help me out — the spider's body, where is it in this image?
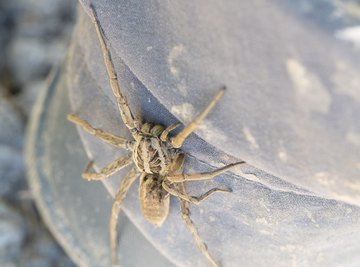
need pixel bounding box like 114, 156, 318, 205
68, 5, 244, 267
132, 123, 181, 176
139, 173, 170, 225
134, 123, 184, 225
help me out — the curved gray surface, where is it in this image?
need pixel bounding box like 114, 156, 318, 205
31, 1, 360, 267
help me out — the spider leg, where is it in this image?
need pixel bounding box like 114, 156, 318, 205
110, 167, 138, 267
177, 183, 220, 267
162, 180, 230, 204
67, 114, 133, 150
160, 122, 181, 142
89, 5, 139, 136
82, 154, 133, 180
167, 161, 245, 183
171, 87, 225, 148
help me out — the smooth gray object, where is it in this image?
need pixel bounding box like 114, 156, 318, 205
28, 1, 360, 267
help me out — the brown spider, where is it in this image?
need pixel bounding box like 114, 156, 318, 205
68, 5, 244, 267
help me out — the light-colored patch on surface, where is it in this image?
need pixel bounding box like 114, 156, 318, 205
255, 217, 270, 226
344, 180, 360, 191
286, 58, 331, 114
171, 102, 194, 121
332, 61, 360, 103
335, 25, 360, 48
280, 243, 305, 264
177, 81, 188, 97
168, 44, 185, 78
259, 230, 274, 236
313, 172, 335, 186
346, 131, 360, 146
242, 126, 259, 149
168, 44, 188, 96
306, 210, 319, 227
278, 146, 288, 162
130, 81, 135, 89
146, 46, 153, 51
198, 120, 227, 142
208, 215, 216, 222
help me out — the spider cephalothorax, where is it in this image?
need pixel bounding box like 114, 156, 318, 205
132, 122, 183, 176
68, 4, 244, 267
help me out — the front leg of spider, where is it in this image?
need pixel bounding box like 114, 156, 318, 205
67, 4, 245, 267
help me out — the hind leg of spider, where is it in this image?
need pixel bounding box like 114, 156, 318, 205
167, 161, 245, 183
177, 183, 220, 267
82, 154, 133, 181
162, 180, 230, 204
110, 167, 138, 267
88, 5, 139, 135
67, 114, 133, 150
171, 87, 225, 148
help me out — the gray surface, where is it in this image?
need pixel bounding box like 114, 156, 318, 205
36, 1, 360, 267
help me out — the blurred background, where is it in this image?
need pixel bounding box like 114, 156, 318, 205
0, 0, 77, 266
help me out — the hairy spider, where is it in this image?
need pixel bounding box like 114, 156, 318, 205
68, 5, 244, 267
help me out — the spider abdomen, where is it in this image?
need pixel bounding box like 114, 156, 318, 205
139, 173, 170, 225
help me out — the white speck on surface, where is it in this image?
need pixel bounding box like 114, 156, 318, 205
335, 25, 360, 48
171, 102, 194, 121
243, 126, 259, 149
208, 215, 216, 222
286, 58, 331, 114
255, 217, 270, 225
168, 44, 185, 77
346, 131, 360, 146
146, 46, 153, 51
332, 61, 360, 103
278, 146, 288, 162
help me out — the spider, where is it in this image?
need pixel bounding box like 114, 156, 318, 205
68, 4, 244, 267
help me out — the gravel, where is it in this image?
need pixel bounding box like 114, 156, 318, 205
0, 0, 77, 265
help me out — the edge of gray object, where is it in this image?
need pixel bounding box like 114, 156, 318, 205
25, 67, 175, 267
77, 0, 360, 206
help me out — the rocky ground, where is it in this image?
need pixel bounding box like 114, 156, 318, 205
0, 0, 78, 266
